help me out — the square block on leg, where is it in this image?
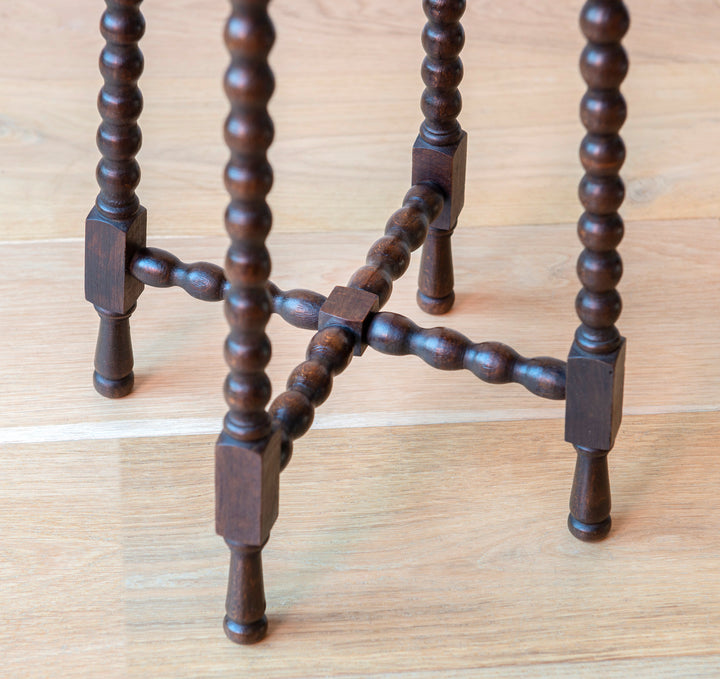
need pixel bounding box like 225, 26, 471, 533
565, 338, 626, 451
85, 205, 146, 314
318, 286, 380, 356
412, 132, 467, 231
215, 429, 281, 547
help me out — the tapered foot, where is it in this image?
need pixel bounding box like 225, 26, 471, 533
567, 445, 612, 542
568, 513, 612, 541
223, 541, 269, 645
93, 306, 136, 398
417, 226, 455, 315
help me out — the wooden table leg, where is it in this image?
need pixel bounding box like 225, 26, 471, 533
215, 0, 280, 644
565, 0, 629, 541
85, 0, 147, 398
413, 0, 467, 315
83, 0, 635, 643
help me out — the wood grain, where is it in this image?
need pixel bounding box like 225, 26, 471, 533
2, 1, 720, 241
2, 0, 720, 675
2, 415, 720, 677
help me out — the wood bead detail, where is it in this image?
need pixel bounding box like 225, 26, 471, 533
367, 313, 566, 400
419, 0, 466, 146
130, 247, 229, 301
85, 0, 147, 399
347, 183, 444, 308
95, 0, 145, 220
270, 326, 355, 469
575, 0, 629, 355
267, 283, 326, 330
128, 248, 326, 329
221, 0, 276, 444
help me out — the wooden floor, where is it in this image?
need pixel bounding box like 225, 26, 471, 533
2, 1, 720, 677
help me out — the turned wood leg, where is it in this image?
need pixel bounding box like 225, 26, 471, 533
92, 305, 136, 398
217, 0, 279, 644
223, 542, 268, 644
217, 428, 280, 643
565, 0, 629, 541
413, 0, 467, 315
417, 225, 455, 314
85, 0, 147, 398
568, 446, 612, 540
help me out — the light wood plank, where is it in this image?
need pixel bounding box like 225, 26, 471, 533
3, 414, 719, 677
2, 1, 720, 241
0, 439, 126, 678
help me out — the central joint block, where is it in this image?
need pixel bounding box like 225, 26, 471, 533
412, 131, 467, 231
215, 428, 281, 547
318, 286, 380, 356
565, 338, 626, 451
85, 205, 147, 314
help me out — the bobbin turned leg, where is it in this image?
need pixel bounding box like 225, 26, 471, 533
85, 0, 147, 398
217, 0, 278, 643
413, 0, 467, 315
565, 0, 629, 541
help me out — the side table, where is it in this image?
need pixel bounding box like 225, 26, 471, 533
84, 0, 629, 644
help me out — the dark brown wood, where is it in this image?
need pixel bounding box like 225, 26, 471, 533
565, 341, 625, 450
270, 326, 355, 469
413, 133, 467, 234
416, 226, 455, 314
219, 0, 275, 445
367, 313, 566, 400
565, 0, 629, 542
85, 0, 147, 398
92, 306, 136, 398
130, 246, 229, 301
413, 0, 467, 315
347, 183, 444, 308
83, 0, 634, 643
223, 541, 269, 645
385, 183, 445, 251
568, 447, 612, 541
216, 429, 280, 546
86, 209, 146, 314
268, 283, 326, 330
215, 0, 277, 645
318, 286, 380, 356
128, 249, 326, 327
417, 0, 465, 147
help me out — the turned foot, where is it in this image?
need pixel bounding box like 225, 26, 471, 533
93, 306, 136, 398
224, 615, 268, 645
224, 541, 269, 645
568, 514, 612, 542
417, 290, 455, 315
567, 445, 612, 542
417, 226, 456, 315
